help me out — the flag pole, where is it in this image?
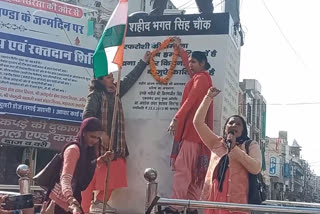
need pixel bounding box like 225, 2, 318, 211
102, 66, 122, 214
100, 1, 128, 211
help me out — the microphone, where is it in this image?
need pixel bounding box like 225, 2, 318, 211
226, 130, 235, 151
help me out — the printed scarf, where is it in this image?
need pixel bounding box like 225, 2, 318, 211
101, 92, 128, 159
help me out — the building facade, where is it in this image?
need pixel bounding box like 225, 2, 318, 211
239, 79, 267, 142
213, 36, 241, 135
263, 134, 319, 202
264, 134, 287, 200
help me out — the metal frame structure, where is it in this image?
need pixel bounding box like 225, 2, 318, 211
144, 168, 320, 214
2, 166, 320, 213
156, 198, 320, 214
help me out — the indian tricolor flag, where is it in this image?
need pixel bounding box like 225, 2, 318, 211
93, 0, 128, 78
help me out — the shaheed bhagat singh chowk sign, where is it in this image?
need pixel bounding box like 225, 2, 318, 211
109, 13, 242, 214
121, 13, 240, 120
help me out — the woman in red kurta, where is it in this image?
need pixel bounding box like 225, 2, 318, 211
165, 38, 215, 214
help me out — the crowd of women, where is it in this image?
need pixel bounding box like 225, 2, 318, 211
32, 37, 262, 214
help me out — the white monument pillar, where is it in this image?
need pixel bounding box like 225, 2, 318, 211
108, 12, 241, 214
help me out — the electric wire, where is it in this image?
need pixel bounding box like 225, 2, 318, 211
261, 0, 309, 71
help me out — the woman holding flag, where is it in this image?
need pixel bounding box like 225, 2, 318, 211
81, 50, 151, 213
80, 0, 148, 213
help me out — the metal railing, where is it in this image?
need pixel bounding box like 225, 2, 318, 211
0, 164, 35, 213
144, 168, 320, 214
3, 166, 320, 213
157, 198, 320, 213
0, 185, 42, 191
264, 200, 320, 208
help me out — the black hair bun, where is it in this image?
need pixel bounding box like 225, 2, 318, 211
205, 62, 211, 70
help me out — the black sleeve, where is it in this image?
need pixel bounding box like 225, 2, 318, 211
120, 60, 147, 98
82, 91, 101, 120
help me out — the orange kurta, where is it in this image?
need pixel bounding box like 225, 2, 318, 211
205, 169, 246, 214
81, 158, 127, 213
205, 169, 230, 214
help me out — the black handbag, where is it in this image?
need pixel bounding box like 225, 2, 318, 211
245, 140, 267, 204
33, 153, 62, 191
